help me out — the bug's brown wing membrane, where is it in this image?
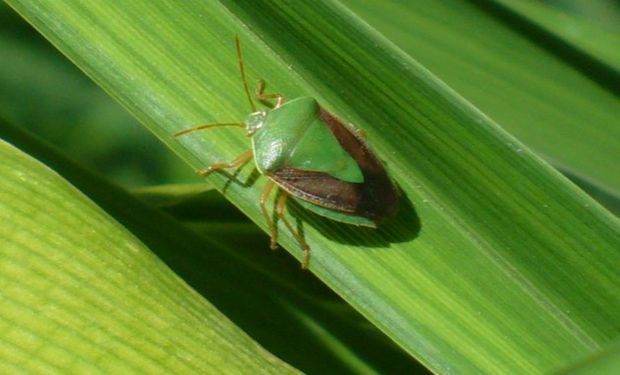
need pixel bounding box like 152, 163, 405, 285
270, 107, 400, 222
319, 108, 400, 219
270, 168, 361, 213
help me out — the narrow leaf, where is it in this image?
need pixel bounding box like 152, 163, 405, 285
0, 138, 297, 374
5, 1, 620, 373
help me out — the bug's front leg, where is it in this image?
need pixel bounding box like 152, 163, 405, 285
197, 150, 253, 177
255, 79, 285, 108
275, 192, 310, 269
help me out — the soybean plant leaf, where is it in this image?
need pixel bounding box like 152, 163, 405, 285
5, 1, 620, 374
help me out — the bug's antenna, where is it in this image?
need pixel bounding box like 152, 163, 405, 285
174, 123, 244, 137
235, 35, 256, 112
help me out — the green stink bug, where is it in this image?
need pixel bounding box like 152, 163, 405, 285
175, 36, 399, 268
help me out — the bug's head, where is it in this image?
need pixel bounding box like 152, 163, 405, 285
245, 111, 267, 136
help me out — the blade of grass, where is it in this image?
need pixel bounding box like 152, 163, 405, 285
0, 137, 297, 374
343, 0, 620, 197
5, 0, 620, 373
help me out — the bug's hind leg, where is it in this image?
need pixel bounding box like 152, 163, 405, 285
275, 191, 310, 269
255, 79, 285, 108
197, 149, 253, 177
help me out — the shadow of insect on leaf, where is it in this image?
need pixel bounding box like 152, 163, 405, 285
286, 188, 421, 248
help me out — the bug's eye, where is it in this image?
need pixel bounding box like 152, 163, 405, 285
245, 111, 267, 135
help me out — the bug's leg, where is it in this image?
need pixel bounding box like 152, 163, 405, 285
255, 79, 285, 108
275, 191, 310, 269
197, 149, 253, 177
260, 180, 278, 250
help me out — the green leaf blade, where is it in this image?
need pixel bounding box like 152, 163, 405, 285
0, 138, 298, 374
5, 0, 620, 373
342, 0, 620, 195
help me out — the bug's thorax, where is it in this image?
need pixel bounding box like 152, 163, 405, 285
245, 111, 267, 136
